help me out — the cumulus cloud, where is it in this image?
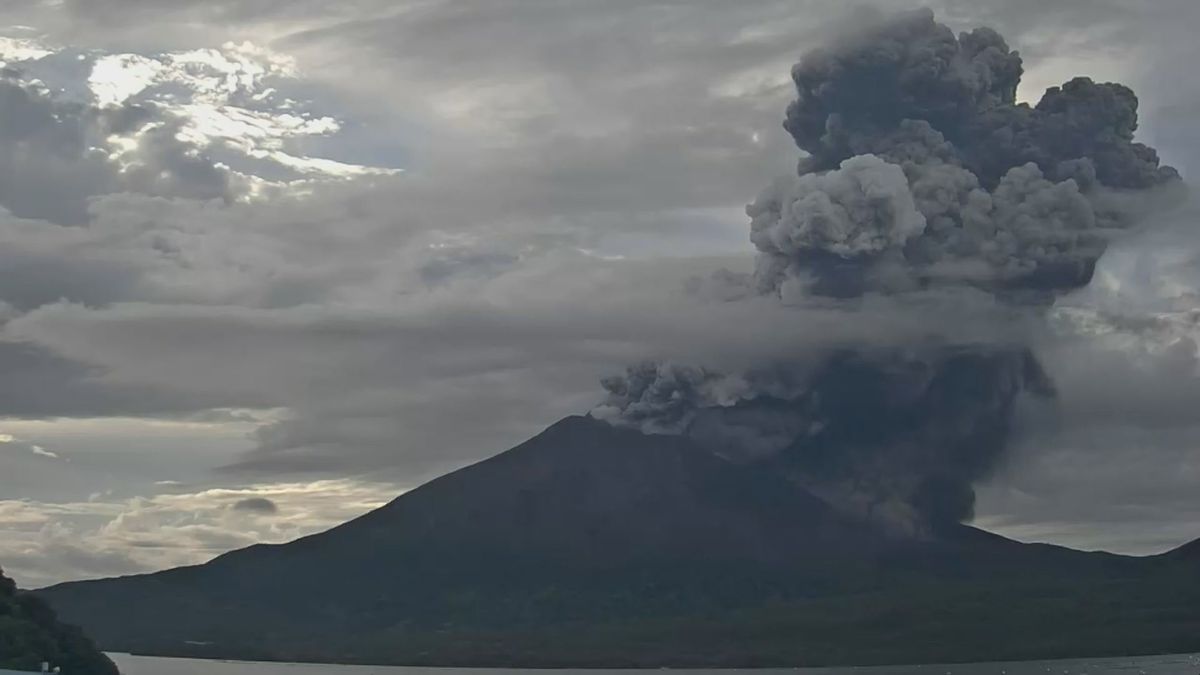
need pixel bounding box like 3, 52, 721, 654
0, 74, 238, 226
0, 36, 400, 231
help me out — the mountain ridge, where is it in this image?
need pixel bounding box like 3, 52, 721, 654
36, 415, 1200, 668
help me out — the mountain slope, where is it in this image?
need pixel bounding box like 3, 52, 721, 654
0, 569, 117, 675
1165, 537, 1200, 561
38, 416, 1200, 667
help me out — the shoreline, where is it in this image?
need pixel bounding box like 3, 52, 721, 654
106, 649, 1200, 672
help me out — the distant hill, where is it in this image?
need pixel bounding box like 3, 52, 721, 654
0, 568, 116, 675
38, 416, 1200, 668
1165, 538, 1200, 561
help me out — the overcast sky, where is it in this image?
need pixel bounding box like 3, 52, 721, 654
0, 0, 1198, 588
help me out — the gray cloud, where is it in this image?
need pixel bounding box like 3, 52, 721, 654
231, 497, 278, 514
1, 255, 1034, 478
978, 422, 1200, 555
0, 76, 234, 226
0, 0, 1196, 582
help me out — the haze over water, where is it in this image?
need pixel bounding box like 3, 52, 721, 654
111, 652, 1200, 675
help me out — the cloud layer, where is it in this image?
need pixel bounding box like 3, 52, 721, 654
0, 479, 393, 588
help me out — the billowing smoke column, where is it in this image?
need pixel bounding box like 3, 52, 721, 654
752, 7, 1179, 301
596, 8, 1182, 534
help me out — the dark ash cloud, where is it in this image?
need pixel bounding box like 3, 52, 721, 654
598, 8, 1184, 535
756, 7, 1181, 301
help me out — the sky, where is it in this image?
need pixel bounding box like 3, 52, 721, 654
0, 0, 1199, 588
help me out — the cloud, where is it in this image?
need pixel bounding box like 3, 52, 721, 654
0, 257, 1040, 437
28, 446, 59, 460
977, 422, 1200, 555
0, 0, 1194, 579
231, 497, 278, 514
0, 74, 235, 226
0, 479, 394, 588
0, 432, 64, 463
0, 37, 399, 230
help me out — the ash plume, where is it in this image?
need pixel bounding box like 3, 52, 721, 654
595, 8, 1183, 535
757, 7, 1180, 301
785, 8, 1176, 190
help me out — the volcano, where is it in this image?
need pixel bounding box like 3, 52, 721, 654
36, 416, 1200, 668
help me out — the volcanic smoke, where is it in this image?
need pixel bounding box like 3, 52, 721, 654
595, 8, 1183, 534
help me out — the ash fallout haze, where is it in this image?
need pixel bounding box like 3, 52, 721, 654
0, 0, 1196, 623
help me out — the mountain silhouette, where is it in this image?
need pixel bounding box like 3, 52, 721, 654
37, 416, 1200, 667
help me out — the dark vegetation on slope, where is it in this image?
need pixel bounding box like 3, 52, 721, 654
0, 569, 117, 674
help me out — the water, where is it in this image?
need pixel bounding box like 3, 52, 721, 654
109, 652, 1200, 675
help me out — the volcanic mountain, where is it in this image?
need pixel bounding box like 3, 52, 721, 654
16, 6, 1200, 669
37, 416, 1200, 668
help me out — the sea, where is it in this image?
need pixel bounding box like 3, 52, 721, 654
108, 652, 1200, 675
